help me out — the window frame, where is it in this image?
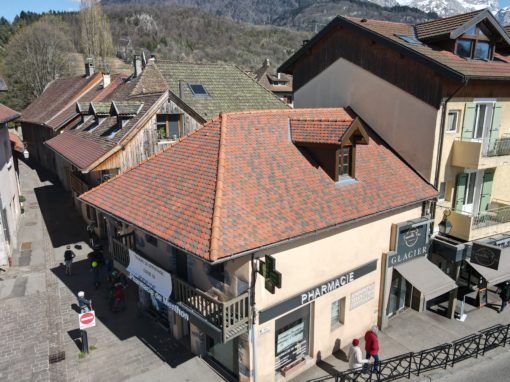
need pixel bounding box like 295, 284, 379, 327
336, 145, 354, 181
455, 24, 494, 61
156, 114, 182, 141
446, 110, 460, 133
473, 102, 495, 140
330, 297, 346, 330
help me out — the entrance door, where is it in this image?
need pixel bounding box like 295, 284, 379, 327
387, 270, 411, 317
207, 336, 239, 376
462, 171, 477, 214
454, 170, 485, 214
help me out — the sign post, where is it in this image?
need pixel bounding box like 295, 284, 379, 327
78, 310, 96, 354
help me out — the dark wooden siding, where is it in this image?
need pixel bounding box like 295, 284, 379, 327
292, 25, 446, 108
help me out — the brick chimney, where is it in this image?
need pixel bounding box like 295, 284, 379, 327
102, 73, 111, 88
85, 59, 94, 78
133, 55, 142, 78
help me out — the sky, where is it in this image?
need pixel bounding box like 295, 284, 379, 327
2, 0, 510, 22
1, 0, 80, 22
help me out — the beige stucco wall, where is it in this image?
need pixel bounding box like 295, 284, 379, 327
294, 58, 439, 182
252, 205, 423, 381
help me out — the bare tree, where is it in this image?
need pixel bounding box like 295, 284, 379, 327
80, 0, 114, 69
3, 16, 74, 108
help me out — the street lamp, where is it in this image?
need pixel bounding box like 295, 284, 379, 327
438, 209, 453, 235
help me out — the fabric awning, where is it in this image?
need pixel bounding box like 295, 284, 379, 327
395, 257, 457, 300
467, 248, 510, 286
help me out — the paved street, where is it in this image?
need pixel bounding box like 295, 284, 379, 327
0, 160, 223, 382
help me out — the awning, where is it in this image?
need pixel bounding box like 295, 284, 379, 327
467, 248, 510, 286
395, 257, 457, 300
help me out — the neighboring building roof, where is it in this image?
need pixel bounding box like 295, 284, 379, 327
0, 75, 7, 91
20, 73, 103, 128
0, 103, 20, 124
9, 132, 24, 153
415, 9, 485, 41
253, 59, 293, 93
280, 13, 510, 82
137, 61, 288, 122
80, 108, 437, 262
46, 88, 166, 172
290, 117, 353, 144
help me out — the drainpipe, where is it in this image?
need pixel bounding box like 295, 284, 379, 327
250, 254, 258, 382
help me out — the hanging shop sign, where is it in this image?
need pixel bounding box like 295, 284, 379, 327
127, 249, 172, 303
388, 218, 431, 267
259, 260, 377, 324
471, 242, 502, 271
259, 255, 282, 294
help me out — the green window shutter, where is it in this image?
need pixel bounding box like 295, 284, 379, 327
462, 103, 476, 139
490, 104, 502, 140
479, 169, 494, 212
453, 173, 468, 212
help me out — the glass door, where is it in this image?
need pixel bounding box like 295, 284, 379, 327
387, 270, 411, 317
461, 171, 477, 214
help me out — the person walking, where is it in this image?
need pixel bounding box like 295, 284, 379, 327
64, 245, 76, 275
77, 291, 92, 313
499, 281, 510, 313
348, 338, 368, 370
91, 260, 101, 289
365, 325, 380, 373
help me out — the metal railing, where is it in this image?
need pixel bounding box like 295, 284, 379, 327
472, 205, 510, 229
322, 324, 510, 382
482, 135, 510, 157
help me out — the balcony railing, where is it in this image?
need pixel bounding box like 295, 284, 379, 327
111, 232, 135, 266
172, 277, 250, 342
69, 171, 89, 195
481, 135, 510, 157
472, 205, 510, 229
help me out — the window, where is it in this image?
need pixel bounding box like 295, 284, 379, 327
189, 84, 208, 96
446, 111, 459, 133
337, 146, 353, 180
474, 41, 491, 60
145, 233, 157, 246
395, 34, 421, 46
474, 104, 494, 139
456, 39, 473, 58
438, 182, 446, 201
331, 297, 346, 329
208, 263, 225, 283
156, 114, 181, 140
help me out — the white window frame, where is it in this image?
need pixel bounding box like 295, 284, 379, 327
446, 110, 460, 133
472, 99, 496, 141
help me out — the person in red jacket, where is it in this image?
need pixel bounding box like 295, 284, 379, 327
364, 325, 380, 373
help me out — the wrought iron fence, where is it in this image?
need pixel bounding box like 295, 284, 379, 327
472, 205, 510, 229
483, 135, 510, 157
327, 324, 510, 382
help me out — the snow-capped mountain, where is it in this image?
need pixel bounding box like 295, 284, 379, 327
368, 0, 501, 18
496, 6, 510, 25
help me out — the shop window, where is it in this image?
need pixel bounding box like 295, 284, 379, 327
331, 297, 346, 329
145, 233, 157, 246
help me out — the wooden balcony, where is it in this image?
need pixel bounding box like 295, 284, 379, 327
452, 136, 510, 169
69, 171, 90, 195
110, 234, 250, 343
172, 277, 250, 342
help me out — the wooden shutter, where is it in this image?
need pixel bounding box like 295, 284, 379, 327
479, 169, 494, 212
490, 103, 502, 141
453, 173, 468, 212
462, 103, 476, 140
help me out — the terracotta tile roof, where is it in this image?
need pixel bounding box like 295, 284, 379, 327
46, 133, 109, 169
290, 117, 353, 144
415, 9, 484, 40
143, 61, 288, 121
9, 132, 24, 153
80, 108, 437, 262
0, 103, 20, 124
20, 73, 103, 128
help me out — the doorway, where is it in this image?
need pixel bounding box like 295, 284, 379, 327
386, 270, 411, 317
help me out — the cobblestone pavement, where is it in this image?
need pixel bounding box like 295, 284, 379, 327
0, 160, 223, 382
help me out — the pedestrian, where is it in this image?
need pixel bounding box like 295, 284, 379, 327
499, 281, 510, 313
77, 291, 92, 313
91, 260, 100, 289
365, 325, 380, 373
111, 283, 125, 312
348, 338, 369, 370
64, 245, 76, 275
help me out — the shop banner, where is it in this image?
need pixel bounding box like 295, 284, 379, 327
471, 242, 502, 271
127, 249, 172, 301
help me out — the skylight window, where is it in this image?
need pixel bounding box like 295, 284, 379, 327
395, 34, 421, 46
189, 84, 208, 96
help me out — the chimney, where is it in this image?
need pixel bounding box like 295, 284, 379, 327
102, 73, 111, 88
264, 58, 270, 67
148, 54, 156, 64
133, 55, 142, 78
178, 80, 184, 99
85, 59, 94, 77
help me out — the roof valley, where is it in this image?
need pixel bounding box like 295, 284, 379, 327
209, 113, 227, 261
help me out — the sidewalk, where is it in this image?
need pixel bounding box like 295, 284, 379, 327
292, 293, 510, 381
0, 160, 224, 382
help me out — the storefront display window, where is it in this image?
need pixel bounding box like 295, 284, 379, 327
386, 270, 411, 316
274, 305, 310, 371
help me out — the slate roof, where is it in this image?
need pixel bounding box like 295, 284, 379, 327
20, 73, 103, 128
290, 118, 353, 144
280, 13, 510, 81
0, 104, 20, 124
80, 108, 437, 262
136, 61, 288, 122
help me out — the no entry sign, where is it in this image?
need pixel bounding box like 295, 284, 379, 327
79, 311, 96, 330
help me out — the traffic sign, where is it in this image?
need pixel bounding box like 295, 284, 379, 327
79, 310, 96, 330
